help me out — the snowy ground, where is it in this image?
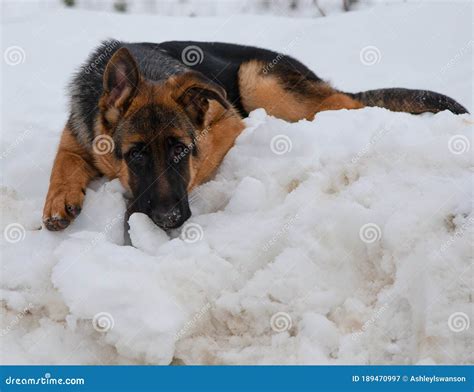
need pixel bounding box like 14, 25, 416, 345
1, 2, 473, 365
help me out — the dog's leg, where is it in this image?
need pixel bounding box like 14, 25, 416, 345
316, 93, 365, 112
43, 126, 98, 231
238, 60, 363, 121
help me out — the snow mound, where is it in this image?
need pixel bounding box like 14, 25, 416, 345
1, 108, 472, 364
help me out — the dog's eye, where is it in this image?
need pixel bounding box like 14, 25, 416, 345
128, 146, 147, 164
172, 143, 186, 157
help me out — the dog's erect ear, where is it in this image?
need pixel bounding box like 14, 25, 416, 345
101, 48, 140, 117
171, 72, 229, 128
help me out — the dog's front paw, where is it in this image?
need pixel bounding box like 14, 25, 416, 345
42, 185, 85, 231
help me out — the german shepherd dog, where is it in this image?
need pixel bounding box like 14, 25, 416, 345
43, 40, 468, 231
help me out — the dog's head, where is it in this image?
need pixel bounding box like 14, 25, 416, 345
98, 47, 229, 229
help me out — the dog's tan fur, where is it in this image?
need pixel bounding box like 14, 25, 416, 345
43, 127, 98, 229
238, 60, 363, 121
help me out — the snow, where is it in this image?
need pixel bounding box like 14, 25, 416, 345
1, 3, 472, 364
0, 0, 375, 18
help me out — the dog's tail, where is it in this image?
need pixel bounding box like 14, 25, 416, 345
346, 88, 469, 115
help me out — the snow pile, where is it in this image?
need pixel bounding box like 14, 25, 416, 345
1, 2, 472, 364
1, 108, 472, 364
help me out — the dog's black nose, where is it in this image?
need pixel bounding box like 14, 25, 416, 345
152, 207, 185, 229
